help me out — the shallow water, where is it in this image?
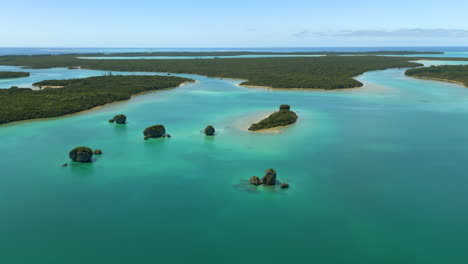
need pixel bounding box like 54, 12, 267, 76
384, 51, 468, 58
1, 60, 468, 263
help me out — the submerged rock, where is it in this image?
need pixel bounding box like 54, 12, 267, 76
262, 168, 277, 185
204, 125, 215, 136
94, 149, 102, 155
249, 176, 262, 186
62, 163, 68, 167
144, 125, 166, 140
113, 114, 127, 124
280, 183, 289, 189
69, 146, 93, 163
108, 119, 115, 123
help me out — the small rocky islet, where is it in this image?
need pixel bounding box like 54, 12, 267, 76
249, 168, 289, 188
109, 114, 127, 124
249, 104, 298, 131
144, 125, 169, 140
69, 146, 94, 163
204, 125, 215, 136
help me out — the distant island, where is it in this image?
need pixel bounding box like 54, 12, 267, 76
0, 54, 425, 89
0, 71, 30, 79
80, 51, 444, 57
0, 75, 193, 124
405, 65, 468, 87
249, 105, 298, 131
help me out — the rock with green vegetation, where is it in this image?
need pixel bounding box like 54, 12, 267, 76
262, 169, 277, 185
94, 149, 102, 155
204, 125, 215, 136
249, 105, 298, 131
279, 104, 291, 110
249, 176, 262, 186
144, 125, 166, 140
113, 114, 127, 124
69, 146, 93, 163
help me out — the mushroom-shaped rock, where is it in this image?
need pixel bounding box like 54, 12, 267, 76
144, 125, 166, 140
280, 183, 289, 189
94, 149, 102, 155
279, 104, 291, 111
204, 125, 215, 136
262, 168, 277, 185
250, 176, 262, 186
113, 114, 127, 124
69, 146, 93, 163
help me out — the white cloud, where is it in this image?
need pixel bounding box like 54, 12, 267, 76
293, 28, 468, 39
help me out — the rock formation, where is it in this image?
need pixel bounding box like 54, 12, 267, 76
69, 146, 93, 162
204, 125, 215, 136
144, 125, 166, 140
113, 114, 127, 124
94, 149, 102, 155
249, 176, 262, 185
262, 168, 277, 185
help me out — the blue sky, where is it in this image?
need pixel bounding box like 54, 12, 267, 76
2, 0, 468, 47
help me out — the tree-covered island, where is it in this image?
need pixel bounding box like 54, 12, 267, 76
0, 55, 424, 89
0, 71, 30, 79
249, 105, 298, 131
0, 75, 193, 124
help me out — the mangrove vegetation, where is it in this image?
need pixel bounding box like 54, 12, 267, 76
0, 71, 30, 78
405, 65, 468, 87
0, 55, 424, 89
0, 75, 192, 124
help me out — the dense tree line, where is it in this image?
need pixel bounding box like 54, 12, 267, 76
405, 65, 468, 87
91, 51, 443, 57
0, 75, 192, 124
0, 55, 423, 89
0, 71, 29, 78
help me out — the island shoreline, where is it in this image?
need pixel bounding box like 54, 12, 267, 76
0, 81, 193, 127
406, 75, 467, 87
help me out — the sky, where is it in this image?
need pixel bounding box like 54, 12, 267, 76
2, 0, 468, 47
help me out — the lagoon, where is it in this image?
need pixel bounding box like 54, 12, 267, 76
1, 60, 468, 263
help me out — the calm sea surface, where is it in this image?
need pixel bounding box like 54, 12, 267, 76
1, 52, 468, 263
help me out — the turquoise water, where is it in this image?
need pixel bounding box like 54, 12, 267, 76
0, 65, 168, 89
383, 51, 468, 58
417, 60, 468, 66
78, 54, 324, 60
1, 61, 468, 263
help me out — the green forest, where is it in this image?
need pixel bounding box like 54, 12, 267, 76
0, 55, 424, 89
405, 65, 468, 87
0, 71, 30, 78
0, 75, 192, 124
86, 51, 443, 57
